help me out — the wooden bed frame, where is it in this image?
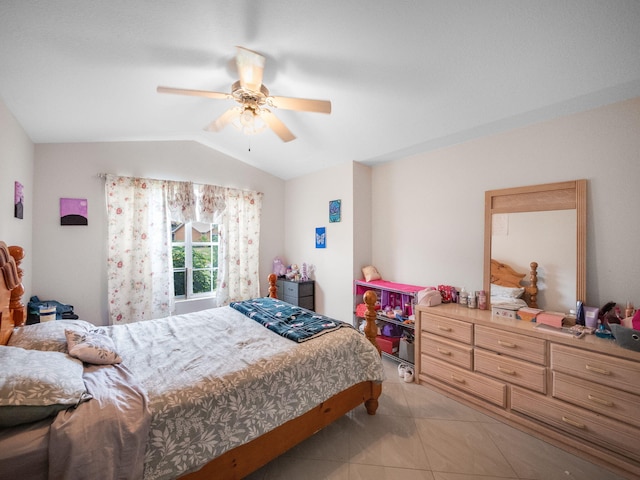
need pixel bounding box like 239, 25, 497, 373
0, 246, 382, 480
0, 241, 26, 344
490, 259, 538, 308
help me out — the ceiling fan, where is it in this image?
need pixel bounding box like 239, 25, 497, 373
157, 46, 331, 142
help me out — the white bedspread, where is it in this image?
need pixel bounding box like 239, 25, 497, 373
103, 305, 384, 479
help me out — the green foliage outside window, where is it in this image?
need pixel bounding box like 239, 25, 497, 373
172, 243, 218, 297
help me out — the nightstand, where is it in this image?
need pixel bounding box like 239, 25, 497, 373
276, 278, 315, 311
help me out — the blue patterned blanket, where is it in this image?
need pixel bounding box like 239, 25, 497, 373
230, 297, 350, 342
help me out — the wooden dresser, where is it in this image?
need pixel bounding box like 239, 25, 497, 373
415, 303, 640, 480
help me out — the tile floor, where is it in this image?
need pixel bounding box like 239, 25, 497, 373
246, 356, 627, 480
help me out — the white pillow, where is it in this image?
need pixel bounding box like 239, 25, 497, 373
490, 283, 525, 299
491, 298, 528, 309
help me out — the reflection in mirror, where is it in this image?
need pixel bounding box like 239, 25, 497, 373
491, 210, 576, 312
483, 180, 587, 314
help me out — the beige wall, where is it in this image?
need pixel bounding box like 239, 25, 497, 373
370, 97, 640, 312
0, 99, 34, 298
284, 161, 360, 321
3, 96, 639, 325
33, 141, 285, 325
352, 162, 372, 289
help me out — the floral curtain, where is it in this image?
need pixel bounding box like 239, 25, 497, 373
167, 180, 196, 224
105, 175, 172, 325
105, 175, 263, 323
198, 185, 263, 305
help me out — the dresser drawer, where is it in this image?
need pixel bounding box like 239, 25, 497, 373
283, 294, 313, 309
421, 333, 473, 370
552, 371, 640, 429
551, 344, 640, 395
475, 325, 546, 365
290, 295, 314, 310
512, 386, 640, 462
422, 356, 507, 407
420, 312, 473, 344
475, 349, 546, 393
281, 281, 314, 299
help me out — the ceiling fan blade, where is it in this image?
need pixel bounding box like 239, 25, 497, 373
157, 86, 229, 100
236, 46, 265, 92
269, 96, 331, 114
260, 110, 296, 142
204, 108, 240, 132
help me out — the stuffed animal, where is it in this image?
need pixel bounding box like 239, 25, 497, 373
272, 257, 286, 277
286, 264, 300, 280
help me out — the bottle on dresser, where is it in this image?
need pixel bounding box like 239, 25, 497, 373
477, 290, 487, 310
468, 291, 477, 309
625, 301, 635, 319
459, 287, 468, 305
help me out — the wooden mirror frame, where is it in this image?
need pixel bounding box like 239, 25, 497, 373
483, 179, 587, 306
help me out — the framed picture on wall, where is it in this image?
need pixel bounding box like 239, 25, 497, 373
329, 199, 341, 222
14, 181, 24, 219
60, 198, 88, 226
315, 227, 326, 248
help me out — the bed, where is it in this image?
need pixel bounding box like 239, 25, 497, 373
490, 259, 539, 308
0, 241, 384, 479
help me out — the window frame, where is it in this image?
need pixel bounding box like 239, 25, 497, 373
171, 220, 219, 300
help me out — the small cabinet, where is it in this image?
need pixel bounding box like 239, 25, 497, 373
276, 278, 315, 310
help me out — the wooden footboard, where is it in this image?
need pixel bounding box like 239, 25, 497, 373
181, 380, 381, 480
181, 275, 382, 480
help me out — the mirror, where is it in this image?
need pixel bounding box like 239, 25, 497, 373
483, 180, 587, 312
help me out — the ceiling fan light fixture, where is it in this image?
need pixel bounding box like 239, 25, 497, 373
232, 107, 267, 136
240, 108, 255, 127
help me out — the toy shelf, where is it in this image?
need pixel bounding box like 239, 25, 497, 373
354, 279, 426, 365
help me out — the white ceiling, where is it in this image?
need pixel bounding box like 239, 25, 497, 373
1, 1, 640, 180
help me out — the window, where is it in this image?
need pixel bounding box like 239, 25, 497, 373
171, 221, 219, 298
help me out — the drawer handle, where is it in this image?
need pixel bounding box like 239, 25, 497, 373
437, 348, 452, 356
587, 394, 613, 407
497, 366, 516, 375
585, 364, 610, 376
498, 340, 517, 348
451, 375, 466, 384
562, 416, 585, 429
437, 326, 452, 332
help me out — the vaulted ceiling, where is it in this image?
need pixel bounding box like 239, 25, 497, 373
1, 1, 639, 180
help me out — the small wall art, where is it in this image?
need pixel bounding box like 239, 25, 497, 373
315, 227, 326, 249
329, 199, 341, 223
60, 198, 88, 226
14, 181, 24, 219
